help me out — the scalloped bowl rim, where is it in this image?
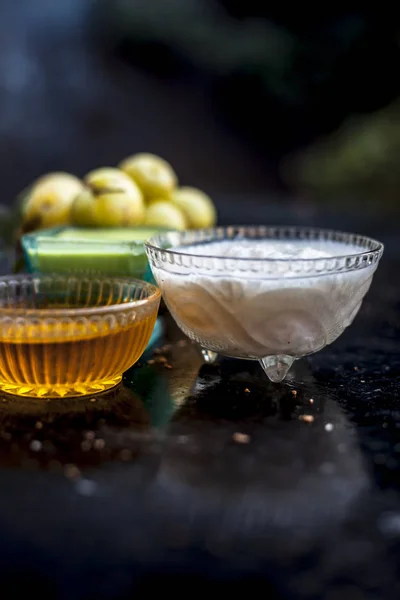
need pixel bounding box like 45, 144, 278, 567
0, 274, 161, 318
145, 226, 384, 264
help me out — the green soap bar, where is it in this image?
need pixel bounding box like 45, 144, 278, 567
26, 247, 148, 277
21, 226, 164, 279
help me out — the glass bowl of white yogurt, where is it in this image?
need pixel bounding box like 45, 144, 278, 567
145, 226, 383, 382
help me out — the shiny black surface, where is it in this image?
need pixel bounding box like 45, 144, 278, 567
0, 215, 399, 599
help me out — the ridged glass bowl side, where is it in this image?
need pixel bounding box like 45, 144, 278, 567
0, 275, 161, 397
145, 226, 383, 382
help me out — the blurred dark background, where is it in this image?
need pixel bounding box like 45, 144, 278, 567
0, 0, 399, 211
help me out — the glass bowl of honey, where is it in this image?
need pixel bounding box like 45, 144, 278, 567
0, 274, 161, 398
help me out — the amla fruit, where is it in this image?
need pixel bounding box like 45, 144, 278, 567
119, 153, 177, 200
22, 172, 84, 232
71, 167, 145, 227
144, 200, 187, 230
172, 186, 216, 228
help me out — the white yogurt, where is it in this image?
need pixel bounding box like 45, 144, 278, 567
152, 239, 377, 360
177, 239, 347, 260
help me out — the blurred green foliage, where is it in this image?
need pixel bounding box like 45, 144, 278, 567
281, 99, 400, 204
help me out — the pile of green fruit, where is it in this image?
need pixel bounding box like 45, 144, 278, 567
20, 153, 217, 234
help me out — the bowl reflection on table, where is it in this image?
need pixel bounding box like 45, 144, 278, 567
0, 384, 154, 471
146, 226, 383, 382
146, 379, 369, 559
0, 274, 160, 398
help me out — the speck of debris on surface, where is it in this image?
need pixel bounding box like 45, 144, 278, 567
309, 398, 314, 404
177, 435, 189, 445
93, 438, 105, 450
164, 363, 173, 369
354, 366, 359, 371
320, 461, 335, 475
89, 397, 96, 403
299, 414, 314, 423
35, 421, 43, 430
232, 432, 250, 444
244, 388, 250, 393
30, 440, 42, 452
84, 431, 95, 441
120, 449, 133, 461
64, 464, 81, 480
149, 355, 172, 366
75, 478, 97, 497
81, 440, 92, 452
177, 339, 187, 348
324, 423, 334, 432
291, 390, 297, 397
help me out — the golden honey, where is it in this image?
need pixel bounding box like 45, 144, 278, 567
0, 275, 160, 398
0, 314, 156, 398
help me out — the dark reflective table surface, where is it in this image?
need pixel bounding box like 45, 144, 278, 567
0, 212, 399, 599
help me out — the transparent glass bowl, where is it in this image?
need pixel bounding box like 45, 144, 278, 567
0, 274, 161, 398
146, 226, 384, 382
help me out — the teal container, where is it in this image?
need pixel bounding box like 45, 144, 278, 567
21, 226, 169, 283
